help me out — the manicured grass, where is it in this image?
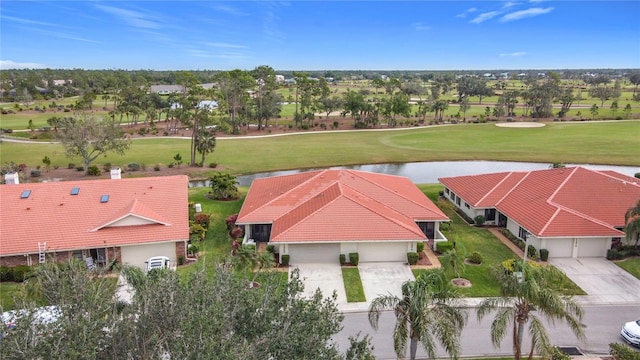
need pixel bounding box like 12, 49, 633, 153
616, 257, 640, 280
0, 282, 22, 311
342, 267, 366, 302
2, 121, 639, 175
416, 185, 585, 297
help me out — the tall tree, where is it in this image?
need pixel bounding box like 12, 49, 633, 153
55, 112, 131, 174
368, 269, 467, 360
251, 65, 279, 130
195, 129, 216, 167
624, 199, 640, 247
216, 69, 255, 134
477, 261, 585, 360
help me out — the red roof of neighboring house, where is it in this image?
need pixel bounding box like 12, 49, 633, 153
0, 176, 189, 256
237, 169, 448, 243
439, 167, 640, 237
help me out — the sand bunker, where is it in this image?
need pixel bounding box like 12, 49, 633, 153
495, 122, 546, 128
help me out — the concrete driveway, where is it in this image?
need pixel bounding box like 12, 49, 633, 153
291, 262, 415, 312
549, 258, 640, 305
291, 263, 347, 305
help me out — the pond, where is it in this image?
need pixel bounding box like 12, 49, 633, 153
189, 161, 639, 188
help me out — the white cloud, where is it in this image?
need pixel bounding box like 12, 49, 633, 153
0, 60, 47, 69
500, 7, 554, 22
471, 11, 501, 24
456, 7, 478, 18
202, 42, 246, 49
412, 22, 431, 31
94, 4, 161, 29
499, 52, 527, 57
210, 4, 247, 16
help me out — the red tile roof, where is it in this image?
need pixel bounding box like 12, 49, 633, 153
439, 167, 640, 237
0, 176, 189, 256
237, 169, 448, 243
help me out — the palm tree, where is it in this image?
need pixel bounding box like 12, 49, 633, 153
195, 130, 216, 167
368, 269, 467, 360
624, 199, 640, 247
477, 261, 585, 360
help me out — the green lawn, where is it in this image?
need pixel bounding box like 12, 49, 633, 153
2, 121, 639, 176
616, 257, 640, 280
342, 267, 366, 302
0, 282, 22, 311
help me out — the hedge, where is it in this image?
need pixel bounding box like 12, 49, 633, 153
436, 241, 454, 254
281, 254, 290, 266
349, 252, 359, 266
407, 252, 419, 265
416, 242, 425, 253
339, 254, 346, 265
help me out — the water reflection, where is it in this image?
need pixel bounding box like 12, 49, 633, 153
189, 161, 639, 188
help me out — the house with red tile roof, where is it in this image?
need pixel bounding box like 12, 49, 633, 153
236, 169, 449, 265
0, 174, 189, 269
439, 167, 640, 258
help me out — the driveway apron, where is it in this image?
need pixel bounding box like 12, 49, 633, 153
291, 263, 347, 305
549, 258, 640, 305
357, 262, 415, 305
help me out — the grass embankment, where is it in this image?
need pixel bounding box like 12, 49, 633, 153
616, 257, 640, 280
2, 121, 639, 174
413, 185, 585, 297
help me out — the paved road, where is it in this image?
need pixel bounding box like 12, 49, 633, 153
334, 305, 640, 359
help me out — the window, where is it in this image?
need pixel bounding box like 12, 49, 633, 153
518, 227, 530, 240
70, 187, 80, 195
484, 208, 496, 221
450, 191, 456, 200
100, 195, 109, 203
20, 190, 32, 199
465, 202, 470, 209
456, 196, 461, 206
445, 188, 450, 195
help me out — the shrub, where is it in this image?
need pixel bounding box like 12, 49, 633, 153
349, 252, 359, 266
87, 165, 101, 176
607, 248, 623, 260
467, 251, 483, 264
103, 163, 112, 172
209, 162, 218, 168
154, 164, 161, 171
609, 342, 640, 360
339, 254, 346, 265
0, 266, 11, 281
266, 245, 275, 253
11, 265, 31, 282
168, 163, 174, 168
416, 242, 425, 253
539, 248, 549, 261
635, 172, 640, 179
526, 244, 538, 260
127, 163, 140, 171
244, 244, 256, 252
436, 241, 454, 254
188, 243, 199, 255
455, 208, 475, 224
281, 254, 290, 266
68, 163, 75, 169
474, 215, 485, 226
30, 169, 41, 177
194, 213, 211, 229
76, 166, 84, 172
177, 255, 185, 266
407, 252, 419, 265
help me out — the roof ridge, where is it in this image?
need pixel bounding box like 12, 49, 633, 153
348, 170, 434, 212
272, 181, 343, 240
91, 198, 170, 231
341, 184, 425, 237
476, 171, 514, 206
496, 170, 531, 206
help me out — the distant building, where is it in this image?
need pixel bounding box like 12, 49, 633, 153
275, 75, 285, 84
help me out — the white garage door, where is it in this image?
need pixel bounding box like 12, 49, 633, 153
544, 239, 573, 258
288, 243, 340, 264
578, 238, 606, 257
358, 242, 408, 262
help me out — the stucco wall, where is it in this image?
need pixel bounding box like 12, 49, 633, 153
120, 241, 178, 270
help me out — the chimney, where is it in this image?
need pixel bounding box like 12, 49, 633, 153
110, 167, 121, 180
4, 172, 19, 184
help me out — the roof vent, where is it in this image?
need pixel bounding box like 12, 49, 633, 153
5, 172, 19, 184
100, 195, 110, 203
110, 167, 121, 180
20, 189, 32, 199
70, 187, 80, 195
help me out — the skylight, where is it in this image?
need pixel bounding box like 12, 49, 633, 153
20, 190, 31, 199
70, 187, 80, 195
100, 195, 109, 203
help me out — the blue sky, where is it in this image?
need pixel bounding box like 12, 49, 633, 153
1, 1, 639, 71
